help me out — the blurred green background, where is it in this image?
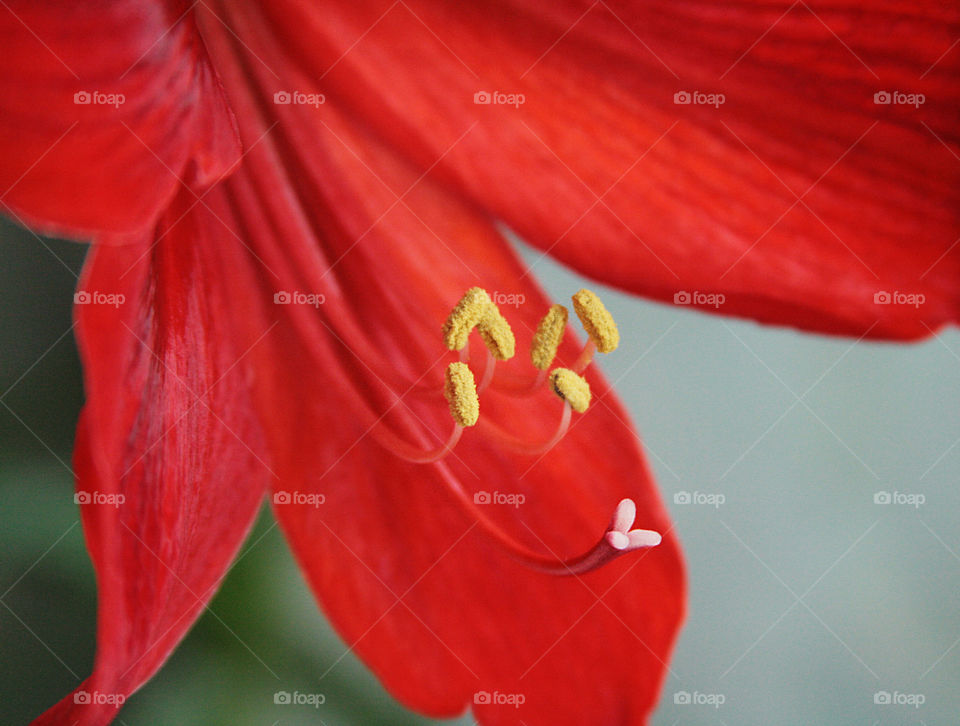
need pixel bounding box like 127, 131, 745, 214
2, 216, 958, 724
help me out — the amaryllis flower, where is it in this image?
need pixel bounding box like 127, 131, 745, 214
1, 1, 957, 724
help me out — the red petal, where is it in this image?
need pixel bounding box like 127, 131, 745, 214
275, 407, 684, 723
0, 1, 240, 239
185, 13, 685, 721
241, 0, 959, 338
33, 196, 270, 724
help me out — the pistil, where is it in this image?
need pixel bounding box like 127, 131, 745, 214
362, 286, 663, 573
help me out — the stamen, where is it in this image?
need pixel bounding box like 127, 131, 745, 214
531, 304, 568, 371
370, 422, 464, 463
489, 367, 549, 396
550, 368, 591, 413
481, 399, 572, 455
444, 362, 480, 426
442, 287, 492, 351
572, 288, 619, 353
529, 369, 548, 391
473, 302, 565, 397
572, 339, 596, 374
477, 303, 516, 360
363, 285, 657, 574
477, 349, 496, 393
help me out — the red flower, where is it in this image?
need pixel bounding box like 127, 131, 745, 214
1, 1, 957, 725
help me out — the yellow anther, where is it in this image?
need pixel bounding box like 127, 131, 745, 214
531, 304, 568, 370
444, 362, 479, 426
477, 304, 516, 360
549, 368, 591, 413
571, 289, 619, 353
442, 287, 492, 351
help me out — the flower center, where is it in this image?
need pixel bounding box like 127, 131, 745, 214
371, 286, 661, 575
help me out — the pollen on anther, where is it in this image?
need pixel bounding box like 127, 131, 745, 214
442, 287, 492, 351
444, 362, 480, 426
477, 304, 516, 360
572, 289, 619, 353
531, 304, 568, 370
549, 368, 591, 413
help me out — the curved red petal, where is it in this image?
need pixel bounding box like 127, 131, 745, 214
275, 405, 684, 724
244, 0, 959, 338
32, 198, 270, 725
189, 10, 686, 721
0, 1, 240, 239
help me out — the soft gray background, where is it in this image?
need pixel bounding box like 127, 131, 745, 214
1, 218, 958, 724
